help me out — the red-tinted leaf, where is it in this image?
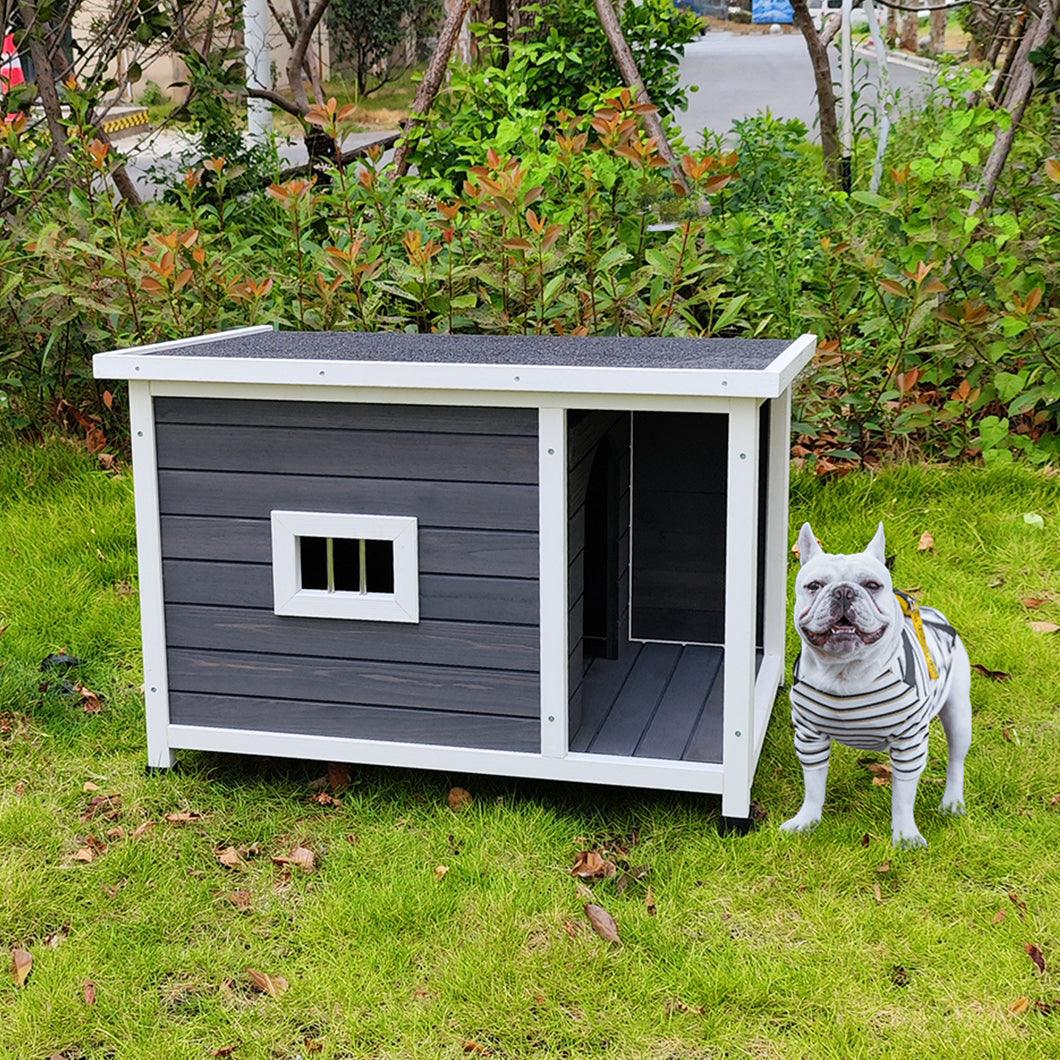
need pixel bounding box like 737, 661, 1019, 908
584, 903, 620, 944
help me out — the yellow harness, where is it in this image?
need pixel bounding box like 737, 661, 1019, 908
895, 591, 939, 680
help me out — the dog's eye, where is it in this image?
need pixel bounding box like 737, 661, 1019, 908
863, 581, 882, 591
805, 581, 823, 592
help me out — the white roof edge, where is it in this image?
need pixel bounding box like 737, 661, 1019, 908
93, 327, 817, 400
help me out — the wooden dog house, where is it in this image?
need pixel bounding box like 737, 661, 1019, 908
95, 326, 815, 822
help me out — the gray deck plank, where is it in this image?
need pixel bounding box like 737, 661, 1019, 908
586, 643, 683, 757
635, 646, 723, 759
569, 640, 642, 752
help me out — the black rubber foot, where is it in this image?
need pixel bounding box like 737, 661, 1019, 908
719, 815, 755, 836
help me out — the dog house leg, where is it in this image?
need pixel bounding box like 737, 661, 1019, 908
721, 398, 760, 824
129, 381, 176, 771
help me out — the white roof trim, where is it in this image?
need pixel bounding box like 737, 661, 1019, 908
93, 329, 817, 399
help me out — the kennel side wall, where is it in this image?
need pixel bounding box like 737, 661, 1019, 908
152, 397, 543, 752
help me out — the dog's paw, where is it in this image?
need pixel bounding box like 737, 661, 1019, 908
938, 795, 966, 816
892, 828, 927, 849
780, 811, 821, 834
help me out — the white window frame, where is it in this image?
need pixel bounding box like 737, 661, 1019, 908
271, 510, 419, 623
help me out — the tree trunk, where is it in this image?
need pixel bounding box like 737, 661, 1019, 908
592, 0, 688, 192
792, 0, 840, 184
929, 8, 946, 55
392, 0, 475, 176
973, 0, 1059, 212
899, 9, 919, 53
886, 5, 898, 45
18, 0, 69, 160
490, 0, 509, 64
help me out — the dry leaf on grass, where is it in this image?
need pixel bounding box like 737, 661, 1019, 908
1029, 621, 1060, 634
1026, 943, 1047, 974
877, 861, 891, 874
44, 927, 69, 949
74, 683, 104, 713
463, 1041, 493, 1055
164, 811, 205, 825
992, 908, 1006, 925
1020, 597, 1048, 609
209, 1047, 238, 1058
83, 781, 100, 792
216, 846, 246, 870
917, 531, 935, 551
311, 792, 342, 807
448, 786, 472, 811
225, 890, 252, 910
861, 760, 892, 786
873, 883, 883, 904
562, 918, 579, 939
11, 948, 31, 987
82, 794, 121, 821
271, 845, 316, 873
570, 850, 617, 879
972, 663, 1011, 681
584, 903, 620, 944
645, 886, 657, 916
434, 864, 449, 881
72, 846, 96, 863
1009, 892, 1028, 917
665, 997, 705, 1016
246, 968, 288, 997
1010, 996, 1030, 1014
83, 980, 96, 1005
131, 821, 155, 840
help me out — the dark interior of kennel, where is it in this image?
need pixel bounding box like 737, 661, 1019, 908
568, 407, 769, 762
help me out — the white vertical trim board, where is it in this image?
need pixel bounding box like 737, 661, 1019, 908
763, 389, 792, 663
721, 398, 761, 817
538, 408, 569, 757
129, 382, 174, 768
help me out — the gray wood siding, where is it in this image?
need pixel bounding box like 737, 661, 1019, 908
566, 412, 631, 740
155, 398, 540, 752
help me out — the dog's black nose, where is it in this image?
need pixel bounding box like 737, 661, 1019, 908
832, 584, 856, 603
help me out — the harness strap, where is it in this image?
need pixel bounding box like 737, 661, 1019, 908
894, 590, 939, 680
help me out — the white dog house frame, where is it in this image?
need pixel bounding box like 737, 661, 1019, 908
95, 326, 815, 824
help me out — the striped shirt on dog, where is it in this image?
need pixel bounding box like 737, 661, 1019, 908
790, 605, 958, 779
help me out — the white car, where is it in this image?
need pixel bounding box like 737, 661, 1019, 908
809, 0, 869, 25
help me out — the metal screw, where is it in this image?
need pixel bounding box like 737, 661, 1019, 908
547, 448, 555, 455
739, 453, 747, 460
548, 715, 555, 722
735, 730, 742, 737
150, 686, 157, 693
318, 370, 325, 376
136, 431, 143, 437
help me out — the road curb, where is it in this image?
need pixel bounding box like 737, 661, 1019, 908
854, 42, 939, 75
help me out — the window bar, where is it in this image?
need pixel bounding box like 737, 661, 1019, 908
359, 538, 367, 595
326, 537, 335, 593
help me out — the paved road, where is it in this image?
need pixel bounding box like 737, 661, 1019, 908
676, 31, 936, 146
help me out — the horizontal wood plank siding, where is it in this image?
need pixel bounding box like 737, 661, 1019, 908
156, 398, 540, 752
169, 694, 540, 751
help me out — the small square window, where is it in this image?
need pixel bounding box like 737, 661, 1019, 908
271, 512, 418, 623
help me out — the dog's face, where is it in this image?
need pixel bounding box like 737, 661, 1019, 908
793, 522, 897, 662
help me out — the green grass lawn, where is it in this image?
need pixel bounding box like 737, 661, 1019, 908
1, 438, 1058, 1059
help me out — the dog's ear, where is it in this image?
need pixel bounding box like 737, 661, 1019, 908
796, 523, 821, 567
865, 521, 886, 564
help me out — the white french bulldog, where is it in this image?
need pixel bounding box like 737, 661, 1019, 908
780, 522, 972, 847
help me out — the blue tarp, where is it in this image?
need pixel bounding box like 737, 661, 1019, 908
752, 0, 794, 22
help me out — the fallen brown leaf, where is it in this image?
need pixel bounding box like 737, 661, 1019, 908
83, 781, 100, 792
562, 918, 579, 939
13, 781, 26, 797
972, 663, 1011, 682
72, 846, 96, 863
988, 575, 1005, 588
877, 860, 891, 874
164, 810, 205, 825
584, 903, 620, 944
245, 968, 288, 998
1020, 598, 1048, 609
645, 886, 657, 916
1010, 996, 1030, 1014
216, 846, 245, 870
434, 864, 449, 880
226, 890, 252, 910
861, 760, 892, 786
463, 1041, 492, 1055
917, 531, 935, 551
448, 786, 472, 811
1050, 794, 1060, 808
1029, 621, 1060, 634
664, 997, 705, 1016
311, 791, 341, 807
210, 1047, 238, 1058
873, 883, 883, 904
327, 761, 352, 791
105, 827, 124, 842
75, 683, 104, 713
272, 845, 315, 873
83, 980, 96, 1005
570, 850, 617, 879
44, 926, 69, 949
1027, 943, 1047, 974
82, 794, 121, 821
992, 908, 1006, 925
1009, 892, 1028, 917
130, 820, 155, 840
11, 948, 31, 987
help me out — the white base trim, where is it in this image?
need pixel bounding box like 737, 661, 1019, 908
167, 724, 726, 794
753, 653, 783, 770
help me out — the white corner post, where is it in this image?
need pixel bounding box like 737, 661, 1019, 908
244, 0, 273, 144
539, 407, 569, 757
722, 398, 761, 819
762, 388, 792, 667
863, 0, 892, 193
840, 0, 854, 192
128, 382, 175, 769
